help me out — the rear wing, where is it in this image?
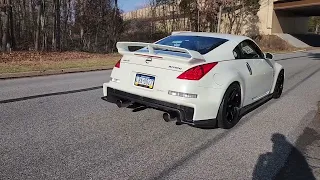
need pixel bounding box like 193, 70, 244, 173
116, 42, 205, 62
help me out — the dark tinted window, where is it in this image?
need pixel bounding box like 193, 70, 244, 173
235, 40, 264, 59
155, 35, 228, 55
245, 40, 264, 58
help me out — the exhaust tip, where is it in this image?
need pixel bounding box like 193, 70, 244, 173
116, 99, 132, 108
116, 100, 123, 108
163, 112, 177, 122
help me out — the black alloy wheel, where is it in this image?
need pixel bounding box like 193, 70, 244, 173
273, 70, 284, 99
217, 83, 242, 129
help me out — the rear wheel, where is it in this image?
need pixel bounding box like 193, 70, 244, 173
217, 83, 242, 129
273, 70, 284, 99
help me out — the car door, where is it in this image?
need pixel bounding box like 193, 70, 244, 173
238, 40, 274, 102
232, 44, 255, 106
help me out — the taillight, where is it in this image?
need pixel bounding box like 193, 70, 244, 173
115, 59, 121, 68
177, 62, 218, 80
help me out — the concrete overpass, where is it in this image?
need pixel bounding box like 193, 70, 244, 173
271, 0, 320, 47
272, 0, 320, 34
274, 0, 320, 16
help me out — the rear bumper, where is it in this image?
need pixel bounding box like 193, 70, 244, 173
101, 87, 216, 126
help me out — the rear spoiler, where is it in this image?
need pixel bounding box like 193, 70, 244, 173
116, 42, 205, 62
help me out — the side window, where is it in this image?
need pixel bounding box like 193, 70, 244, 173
246, 40, 264, 58
239, 40, 262, 59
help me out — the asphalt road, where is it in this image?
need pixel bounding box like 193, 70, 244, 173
1, 50, 320, 180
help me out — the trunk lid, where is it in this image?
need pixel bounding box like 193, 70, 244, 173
110, 42, 208, 94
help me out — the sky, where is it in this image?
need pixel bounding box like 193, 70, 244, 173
119, 0, 148, 12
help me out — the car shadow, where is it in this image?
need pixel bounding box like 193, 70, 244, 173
127, 103, 148, 112
252, 132, 317, 180
189, 122, 217, 130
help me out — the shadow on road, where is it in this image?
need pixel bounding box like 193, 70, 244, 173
252, 133, 316, 180
290, 34, 320, 47
0, 86, 102, 104
274, 52, 320, 62
308, 53, 320, 61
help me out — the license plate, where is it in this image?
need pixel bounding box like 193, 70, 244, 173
134, 74, 155, 89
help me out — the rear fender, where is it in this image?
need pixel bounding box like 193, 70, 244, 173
213, 71, 246, 109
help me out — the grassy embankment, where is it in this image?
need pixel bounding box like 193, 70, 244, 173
0, 51, 121, 74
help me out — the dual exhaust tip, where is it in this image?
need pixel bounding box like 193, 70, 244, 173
116, 99, 180, 123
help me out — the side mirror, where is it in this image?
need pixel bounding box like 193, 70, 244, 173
265, 52, 273, 60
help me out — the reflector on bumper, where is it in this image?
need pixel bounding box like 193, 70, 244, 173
111, 78, 120, 83
168, 90, 198, 98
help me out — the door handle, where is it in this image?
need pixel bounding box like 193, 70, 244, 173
246, 62, 252, 75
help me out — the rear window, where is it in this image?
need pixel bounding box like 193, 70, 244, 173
155, 35, 228, 55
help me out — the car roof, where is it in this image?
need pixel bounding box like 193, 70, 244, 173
171, 32, 250, 42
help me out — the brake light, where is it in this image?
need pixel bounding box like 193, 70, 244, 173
177, 62, 218, 80
115, 60, 121, 68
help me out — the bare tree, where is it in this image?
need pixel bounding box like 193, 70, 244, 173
52, 0, 61, 51
1, 1, 9, 51
0, 0, 123, 53
0, 0, 15, 52
179, 0, 198, 31
8, 0, 15, 49
309, 17, 320, 34
223, 0, 260, 35
35, 0, 44, 51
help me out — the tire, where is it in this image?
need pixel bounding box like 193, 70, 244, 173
273, 70, 284, 99
217, 83, 242, 129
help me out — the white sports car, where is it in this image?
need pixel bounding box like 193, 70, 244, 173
102, 32, 284, 129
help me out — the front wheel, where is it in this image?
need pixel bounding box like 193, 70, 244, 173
273, 70, 284, 99
217, 83, 242, 129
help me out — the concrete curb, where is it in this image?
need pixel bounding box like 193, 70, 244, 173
0, 66, 113, 80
